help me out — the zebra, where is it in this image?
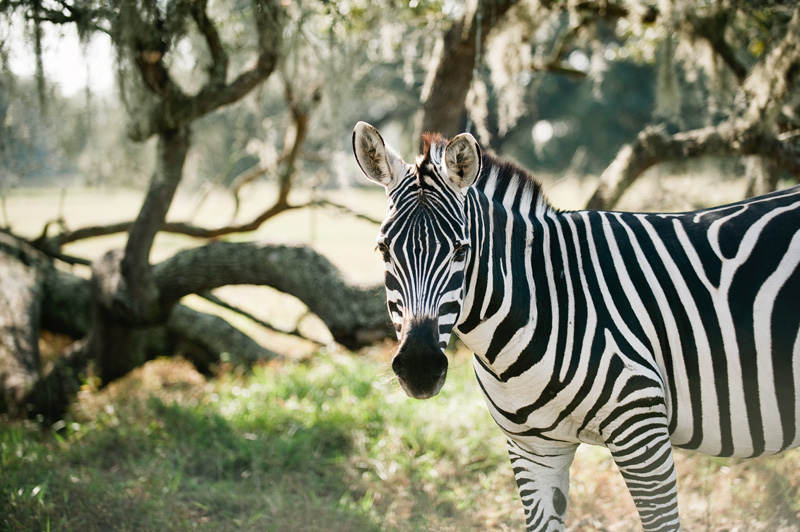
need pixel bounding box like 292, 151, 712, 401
352, 121, 800, 532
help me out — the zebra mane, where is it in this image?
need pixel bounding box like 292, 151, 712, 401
480, 150, 553, 212
421, 132, 445, 158
420, 132, 553, 216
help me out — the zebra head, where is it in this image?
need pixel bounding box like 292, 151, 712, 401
353, 121, 481, 399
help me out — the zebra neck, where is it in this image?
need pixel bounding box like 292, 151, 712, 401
456, 163, 557, 378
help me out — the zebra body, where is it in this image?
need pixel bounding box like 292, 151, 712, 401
352, 122, 800, 531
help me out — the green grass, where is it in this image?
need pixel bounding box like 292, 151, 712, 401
0, 351, 519, 532
4, 350, 800, 531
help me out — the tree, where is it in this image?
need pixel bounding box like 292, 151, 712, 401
0, 0, 395, 419
415, 0, 519, 140
584, 1, 800, 209
417, 0, 799, 207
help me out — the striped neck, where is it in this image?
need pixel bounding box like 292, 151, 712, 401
456, 152, 555, 368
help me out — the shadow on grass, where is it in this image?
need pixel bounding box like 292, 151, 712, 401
1, 378, 384, 532
2, 354, 519, 532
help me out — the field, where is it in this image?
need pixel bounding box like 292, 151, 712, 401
2, 172, 800, 531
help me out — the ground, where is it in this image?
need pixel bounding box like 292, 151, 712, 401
2, 350, 799, 531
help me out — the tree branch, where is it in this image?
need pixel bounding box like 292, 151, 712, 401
586, 5, 800, 210
585, 122, 800, 210
230, 78, 319, 217
121, 127, 190, 322
153, 241, 391, 349
40, 195, 380, 251
189, 0, 229, 88
685, 9, 748, 82
198, 291, 322, 345
310, 198, 383, 225
167, 304, 282, 369
33, 2, 110, 35
741, 6, 800, 127
130, 0, 284, 141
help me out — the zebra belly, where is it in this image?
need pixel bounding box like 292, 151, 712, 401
665, 343, 800, 459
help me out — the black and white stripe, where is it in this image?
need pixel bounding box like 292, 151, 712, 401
353, 122, 800, 531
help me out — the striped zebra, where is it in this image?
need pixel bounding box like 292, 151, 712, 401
352, 121, 800, 532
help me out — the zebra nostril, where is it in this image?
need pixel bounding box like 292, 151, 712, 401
391, 318, 449, 399
391, 355, 405, 376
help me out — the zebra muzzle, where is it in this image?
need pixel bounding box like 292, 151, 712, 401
392, 318, 448, 399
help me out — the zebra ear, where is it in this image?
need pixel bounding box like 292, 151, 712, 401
352, 121, 405, 190
444, 132, 482, 192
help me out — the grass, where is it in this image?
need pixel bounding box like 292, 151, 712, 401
3, 349, 800, 531
1, 350, 520, 532
3, 178, 800, 530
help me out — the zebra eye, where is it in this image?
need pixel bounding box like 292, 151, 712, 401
375, 242, 391, 261
453, 243, 469, 262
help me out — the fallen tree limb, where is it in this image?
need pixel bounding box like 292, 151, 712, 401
153, 241, 391, 350
585, 122, 800, 210
38, 196, 380, 250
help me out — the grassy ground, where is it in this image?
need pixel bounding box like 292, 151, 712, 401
1, 350, 521, 532
3, 175, 800, 530
2, 350, 799, 531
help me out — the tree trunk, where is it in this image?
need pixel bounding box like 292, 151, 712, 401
417, 0, 518, 140
0, 253, 42, 416
88, 128, 190, 385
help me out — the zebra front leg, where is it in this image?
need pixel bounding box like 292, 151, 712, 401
607, 420, 682, 532
507, 438, 578, 532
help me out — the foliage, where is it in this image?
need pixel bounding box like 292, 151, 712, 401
0, 352, 516, 532
476, 0, 800, 176
3, 0, 797, 191
3, 351, 800, 531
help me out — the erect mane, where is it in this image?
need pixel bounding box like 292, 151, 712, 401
479, 149, 553, 214
421, 132, 446, 162
418, 131, 553, 214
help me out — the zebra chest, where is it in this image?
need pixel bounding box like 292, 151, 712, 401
471, 354, 609, 447
469, 326, 671, 450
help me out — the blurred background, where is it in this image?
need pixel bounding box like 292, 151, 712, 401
1, 1, 799, 530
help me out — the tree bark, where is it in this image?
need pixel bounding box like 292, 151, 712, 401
0, 253, 42, 416
417, 0, 518, 140
122, 127, 190, 322
166, 305, 281, 372
153, 242, 392, 350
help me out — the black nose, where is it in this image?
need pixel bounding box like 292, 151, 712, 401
393, 318, 448, 399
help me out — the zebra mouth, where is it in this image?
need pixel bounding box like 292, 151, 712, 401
392, 318, 449, 399
395, 366, 447, 399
